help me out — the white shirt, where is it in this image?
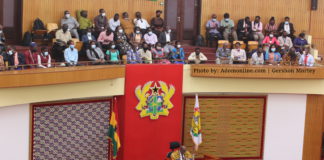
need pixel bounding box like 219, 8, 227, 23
109, 18, 121, 31
251, 52, 264, 65
284, 24, 290, 34
299, 53, 315, 66
231, 49, 246, 61
165, 33, 171, 43
188, 52, 208, 64
133, 18, 150, 29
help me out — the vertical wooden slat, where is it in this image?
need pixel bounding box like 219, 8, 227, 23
302, 95, 324, 160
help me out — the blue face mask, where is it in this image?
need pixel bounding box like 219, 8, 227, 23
8, 50, 13, 55
271, 48, 276, 52
70, 45, 75, 49
44, 52, 49, 56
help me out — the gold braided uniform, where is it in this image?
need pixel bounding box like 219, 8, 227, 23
171, 150, 193, 160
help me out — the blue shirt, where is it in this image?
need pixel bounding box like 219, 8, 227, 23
127, 50, 141, 64
171, 48, 185, 64
265, 51, 281, 62
64, 47, 78, 64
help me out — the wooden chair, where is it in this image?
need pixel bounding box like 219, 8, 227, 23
218, 40, 230, 48
248, 41, 259, 51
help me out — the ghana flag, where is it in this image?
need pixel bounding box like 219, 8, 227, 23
108, 97, 121, 159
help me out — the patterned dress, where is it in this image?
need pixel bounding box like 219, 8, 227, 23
151, 48, 171, 64
115, 32, 132, 55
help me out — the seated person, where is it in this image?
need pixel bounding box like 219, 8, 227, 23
0, 24, 5, 45
77, 10, 92, 36
98, 29, 114, 52
220, 13, 238, 41
278, 31, 293, 49
6, 46, 25, 70
130, 27, 144, 45
252, 16, 264, 44
127, 44, 141, 64
293, 33, 308, 53
262, 31, 279, 46
163, 41, 176, 56
37, 47, 52, 68
144, 28, 158, 46
171, 41, 185, 64
151, 42, 170, 64
64, 40, 78, 66
81, 28, 96, 45
114, 26, 132, 55
278, 16, 295, 38
231, 42, 246, 64
109, 13, 121, 32
216, 42, 231, 64
188, 48, 208, 64
106, 42, 120, 64
120, 12, 134, 36
237, 17, 253, 42
299, 46, 315, 67
94, 9, 108, 37
151, 10, 164, 37
264, 17, 278, 36
54, 24, 72, 62
206, 14, 221, 46
166, 142, 180, 160
24, 42, 39, 68
251, 46, 265, 65
138, 42, 152, 64
133, 12, 150, 34
159, 26, 174, 46
61, 10, 80, 39
265, 44, 281, 65
86, 41, 105, 64
171, 146, 193, 160
282, 47, 299, 66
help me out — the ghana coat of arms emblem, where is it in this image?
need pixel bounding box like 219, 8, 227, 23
135, 81, 175, 120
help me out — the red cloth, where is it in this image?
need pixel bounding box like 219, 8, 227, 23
23, 50, 38, 65
39, 54, 50, 66
119, 64, 184, 160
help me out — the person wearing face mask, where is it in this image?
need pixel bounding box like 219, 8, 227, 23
188, 48, 208, 64
251, 46, 265, 65
216, 42, 231, 64
98, 29, 114, 52
278, 31, 293, 49
144, 28, 158, 46
151, 10, 165, 37
293, 32, 308, 53
206, 14, 222, 47
264, 17, 278, 36
237, 17, 253, 43
6, 46, 25, 70
61, 10, 80, 40
54, 24, 72, 63
127, 44, 141, 64
106, 42, 120, 64
151, 42, 170, 64
171, 41, 185, 64
109, 13, 121, 32
278, 17, 295, 39
130, 27, 144, 45
252, 16, 264, 44
86, 41, 105, 64
94, 9, 108, 38
299, 46, 315, 67
120, 12, 134, 36
159, 26, 174, 46
37, 47, 52, 68
231, 42, 247, 64
138, 42, 153, 64
64, 40, 78, 66
282, 47, 299, 66
114, 26, 132, 55
0, 24, 6, 45
133, 12, 150, 34
265, 44, 281, 65
220, 13, 238, 41
24, 42, 39, 68
262, 31, 280, 46
82, 28, 96, 44
77, 10, 92, 37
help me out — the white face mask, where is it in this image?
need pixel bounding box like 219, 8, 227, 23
87, 32, 92, 36
8, 50, 13, 55
65, 14, 70, 18
269, 34, 274, 38
111, 45, 116, 49
118, 29, 123, 33
148, 31, 153, 35
44, 52, 49, 56
168, 29, 172, 33
212, 18, 217, 22
91, 45, 96, 49
271, 48, 276, 52
101, 13, 106, 17
156, 46, 162, 50
285, 21, 289, 24
0, 30, 2, 34
177, 45, 181, 48
136, 30, 140, 34
225, 18, 229, 22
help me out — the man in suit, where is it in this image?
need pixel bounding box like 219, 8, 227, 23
159, 26, 174, 46
6, 46, 26, 70
278, 17, 295, 39
237, 16, 253, 43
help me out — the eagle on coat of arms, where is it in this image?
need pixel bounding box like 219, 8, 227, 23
135, 81, 175, 120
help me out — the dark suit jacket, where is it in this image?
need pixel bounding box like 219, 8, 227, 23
237, 19, 252, 33
278, 22, 295, 34
8, 52, 25, 66
158, 32, 175, 45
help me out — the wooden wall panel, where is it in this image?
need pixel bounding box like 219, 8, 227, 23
200, 0, 311, 38
313, 39, 324, 57
302, 95, 324, 160
22, 0, 164, 33
310, 0, 324, 38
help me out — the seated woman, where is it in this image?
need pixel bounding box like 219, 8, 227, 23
264, 17, 278, 36
97, 29, 114, 52
36, 47, 52, 68
127, 43, 141, 64
151, 42, 170, 64
86, 41, 105, 65
106, 42, 120, 64
282, 47, 299, 66
265, 44, 281, 65
293, 32, 308, 53
170, 41, 185, 64
130, 27, 143, 45
115, 26, 132, 64
138, 42, 152, 64
251, 46, 264, 65
262, 31, 280, 46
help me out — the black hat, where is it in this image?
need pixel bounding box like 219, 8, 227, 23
170, 142, 180, 149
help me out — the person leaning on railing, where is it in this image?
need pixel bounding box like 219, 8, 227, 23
299, 46, 315, 67
251, 46, 265, 65
37, 47, 52, 68
188, 48, 208, 64
265, 44, 281, 65
86, 41, 106, 65
216, 42, 231, 64
230, 42, 246, 64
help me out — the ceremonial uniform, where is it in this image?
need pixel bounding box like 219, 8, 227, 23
171, 150, 193, 160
